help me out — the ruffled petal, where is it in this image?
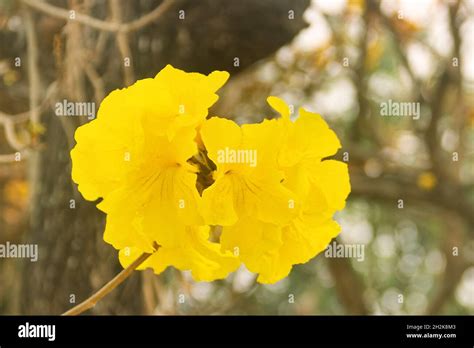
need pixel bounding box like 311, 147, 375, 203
200, 117, 242, 166
309, 160, 351, 212
274, 100, 341, 168
267, 96, 291, 119
119, 226, 239, 281
153, 65, 229, 139
221, 217, 284, 282
70, 88, 144, 200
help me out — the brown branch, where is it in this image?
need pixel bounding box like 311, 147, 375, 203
0, 110, 29, 124
425, 1, 461, 178
351, 0, 370, 142
351, 170, 472, 314
424, 69, 449, 176
0, 115, 26, 151
375, 1, 461, 180
0, 82, 56, 161
0, 152, 24, 163
62, 251, 155, 316
120, 0, 175, 33
374, 7, 420, 92
425, 212, 469, 314
83, 63, 105, 103
360, 1, 471, 227
142, 271, 159, 314
110, 0, 135, 86
327, 255, 369, 314
92, 30, 110, 66
0, 7, 51, 159
22, 0, 175, 33
23, 7, 41, 127
22, 0, 118, 31
350, 168, 474, 230
0, 81, 57, 124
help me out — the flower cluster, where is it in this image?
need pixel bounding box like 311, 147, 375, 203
71, 65, 350, 284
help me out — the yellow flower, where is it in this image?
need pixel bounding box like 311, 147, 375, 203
133, 64, 229, 140
221, 185, 342, 283
71, 65, 238, 281
200, 117, 297, 226
417, 171, 437, 191
70, 64, 351, 285
217, 97, 350, 283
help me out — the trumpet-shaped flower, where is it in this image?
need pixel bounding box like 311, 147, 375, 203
200, 117, 298, 226
217, 97, 350, 283
71, 65, 238, 281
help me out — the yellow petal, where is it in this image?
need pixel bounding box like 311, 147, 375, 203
71, 114, 142, 201
119, 226, 239, 281
267, 96, 291, 119
309, 160, 351, 211
202, 170, 297, 226
256, 217, 340, 284
201, 117, 297, 226
221, 217, 284, 281
241, 119, 282, 168
201, 174, 239, 226
221, 182, 342, 284
278, 107, 341, 167
141, 166, 203, 246
200, 117, 242, 166
152, 65, 229, 138
281, 218, 340, 267
104, 211, 155, 252
297, 108, 341, 158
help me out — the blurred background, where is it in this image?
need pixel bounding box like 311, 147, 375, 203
0, 0, 473, 315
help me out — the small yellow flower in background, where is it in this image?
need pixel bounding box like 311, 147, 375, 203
417, 171, 437, 191
70, 65, 351, 284
347, 0, 365, 14
3, 70, 20, 86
